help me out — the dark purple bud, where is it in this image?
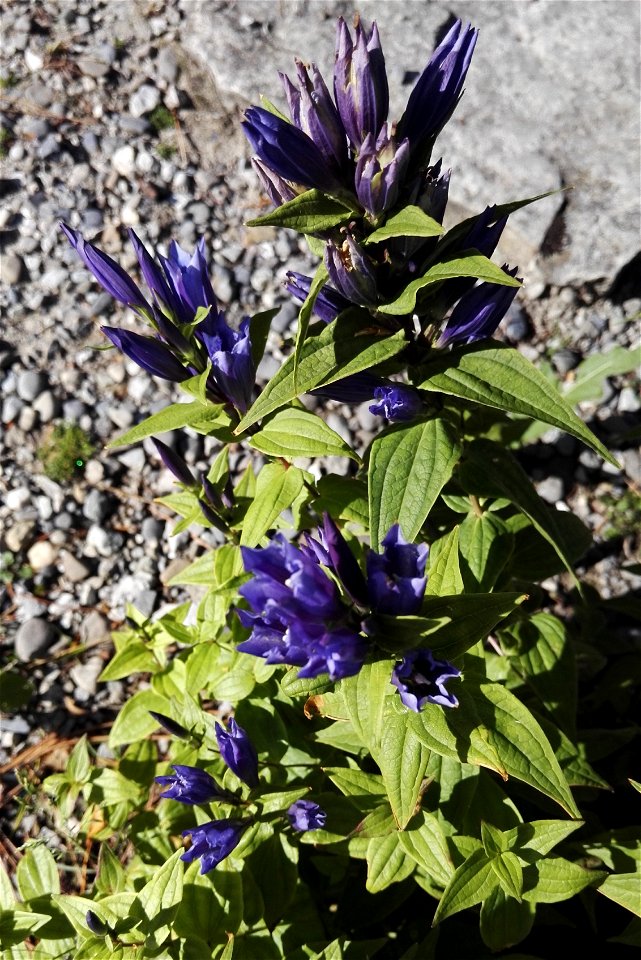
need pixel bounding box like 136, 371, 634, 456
101, 326, 190, 382
181, 819, 247, 874
128, 228, 182, 318
281, 59, 347, 171
411, 159, 451, 225
369, 384, 425, 422
285, 271, 351, 324
438, 265, 521, 347
310, 371, 386, 403
324, 234, 378, 306
155, 764, 226, 805
399, 20, 478, 160
151, 438, 197, 486
307, 514, 369, 606
334, 17, 389, 152
287, 799, 327, 832
367, 524, 429, 615
215, 718, 259, 788
355, 124, 410, 217
251, 158, 298, 206
86, 910, 109, 936
149, 711, 190, 739
462, 206, 508, 259
243, 106, 340, 193
391, 648, 461, 710
60, 222, 149, 311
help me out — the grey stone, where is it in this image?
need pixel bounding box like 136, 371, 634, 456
141, 517, 165, 542
156, 45, 179, 83
2, 396, 23, 424
36, 134, 60, 160
69, 656, 103, 694
15, 617, 57, 662
32, 390, 58, 423
112, 144, 136, 177
18, 406, 37, 433
16, 370, 47, 401
4, 520, 36, 553
59, 550, 91, 583
53, 512, 74, 532
1, 253, 24, 285
552, 349, 580, 375
80, 612, 110, 643
5, 486, 30, 510
536, 476, 565, 504
129, 83, 161, 118
82, 489, 115, 524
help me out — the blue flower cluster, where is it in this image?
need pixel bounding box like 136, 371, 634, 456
237, 516, 460, 711
60, 224, 255, 414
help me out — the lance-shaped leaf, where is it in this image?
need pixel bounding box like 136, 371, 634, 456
409, 673, 580, 816
417, 341, 617, 465
239, 462, 305, 547
131, 850, 184, 951
246, 188, 357, 233
432, 847, 497, 924
521, 856, 605, 903
398, 810, 454, 887
108, 400, 228, 448
364, 204, 444, 244
236, 310, 407, 432
377, 252, 520, 316
369, 417, 461, 549
597, 873, 641, 916
366, 833, 416, 893
293, 261, 329, 388
376, 712, 431, 829
480, 886, 536, 953
426, 526, 464, 596
249, 406, 358, 461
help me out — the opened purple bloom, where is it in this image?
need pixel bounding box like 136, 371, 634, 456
399, 20, 478, 161
181, 819, 246, 874
438, 265, 521, 347
155, 765, 225, 805
237, 533, 367, 681
215, 718, 259, 788
287, 799, 327, 832
369, 384, 425, 422
367, 524, 428, 616
391, 648, 461, 710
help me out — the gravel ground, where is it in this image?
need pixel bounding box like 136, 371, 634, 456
1, 0, 639, 818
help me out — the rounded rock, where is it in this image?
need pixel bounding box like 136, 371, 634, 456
0, 253, 24, 285
129, 83, 161, 118
17, 370, 47, 401
15, 618, 58, 662
82, 489, 115, 524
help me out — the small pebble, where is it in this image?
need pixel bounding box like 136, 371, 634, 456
15, 618, 58, 662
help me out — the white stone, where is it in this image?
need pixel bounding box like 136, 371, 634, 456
112, 145, 136, 178
27, 540, 58, 570
24, 48, 44, 71
129, 83, 161, 118
6, 486, 31, 510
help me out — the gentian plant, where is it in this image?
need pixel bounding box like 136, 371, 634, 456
8, 16, 638, 960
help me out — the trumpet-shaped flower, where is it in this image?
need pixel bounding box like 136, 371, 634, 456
287, 799, 327, 832
391, 648, 461, 710
155, 765, 225, 805
355, 124, 410, 217
215, 718, 259, 788
324, 234, 378, 306
367, 524, 428, 616
181, 819, 247, 874
369, 384, 425, 422
438, 265, 521, 347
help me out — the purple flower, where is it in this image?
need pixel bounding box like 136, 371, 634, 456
391, 648, 461, 710
369, 384, 425, 422
155, 765, 225, 805
236, 533, 367, 681
196, 313, 255, 414
242, 106, 340, 193
281, 58, 347, 171
398, 20, 478, 161
303, 514, 368, 606
285, 271, 351, 324
324, 234, 378, 306
152, 438, 197, 486
287, 799, 327, 832
355, 124, 410, 217
438, 265, 521, 347
252, 158, 298, 207
149, 711, 190, 740
85, 911, 109, 936
334, 17, 389, 152
215, 718, 259, 788
367, 524, 428, 615
60, 223, 150, 312
181, 819, 246, 874
310, 371, 386, 404
101, 327, 190, 382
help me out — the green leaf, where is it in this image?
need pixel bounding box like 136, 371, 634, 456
236, 310, 407, 432
372, 592, 526, 661
341, 660, 394, 753
563, 345, 640, 405
490, 851, 523, 900
504, 613, 577, 734
522, 856, 605, 903
246, 188, 356, 233
0, 863, 15, 908
369, 417, 461, 548
324, 768, 386, 799
249, 407, 358, 461
433, 847, 497, 923
459, 441, 591, 579
16, 845, 60, 900
132, 849, 184, 950
366, 833, 415, 893
480, 886, 535, 952
108, 688, 170, 748
482, 822, 509, 857
426, 527, 464, 596
505, 819, 584, 856
95, 844, 125, 897
378, 253, 520, 316
314, 476, 369, 529
108, 400, 225, 448
0, 910, 52, 946
377, 715, 431, 829
458, 512, 513, 591
364, 205, 444, 244
239, 462, 305, 546
410, 676, 580, 816
597, 873, 641, 916
66, 735, 91, 784
418, 342, 617, 465
86, 769, 141, 806
249, 308, 279, 369
99, 641, 157, 681
398, 811, 454, 887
